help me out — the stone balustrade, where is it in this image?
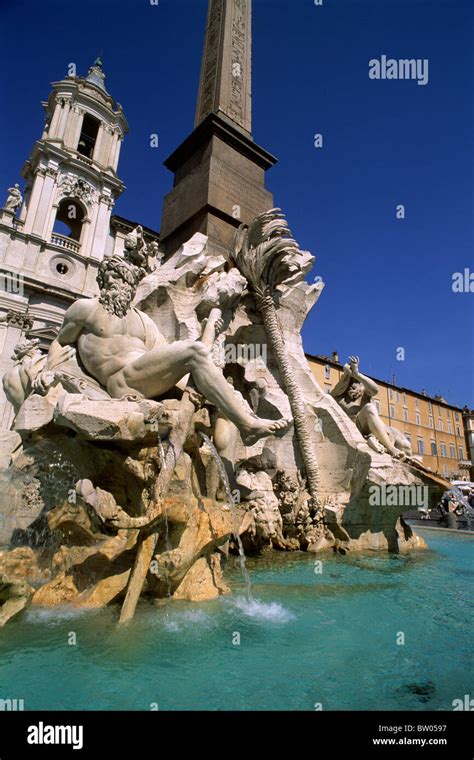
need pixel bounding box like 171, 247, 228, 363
50, 232, 81, 253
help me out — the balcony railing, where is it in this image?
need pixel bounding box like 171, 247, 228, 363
50, 233, 81, 253
75, 151, 94, 165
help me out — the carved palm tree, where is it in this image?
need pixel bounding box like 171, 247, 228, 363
233, 208, 322, 526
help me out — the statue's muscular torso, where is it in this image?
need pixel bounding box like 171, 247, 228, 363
58, 298, 165, 388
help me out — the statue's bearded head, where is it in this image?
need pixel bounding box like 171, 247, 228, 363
97, 257, 141, 318
347, 381, 364, 401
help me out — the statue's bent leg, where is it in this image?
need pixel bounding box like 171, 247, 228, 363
213, 414, 239, 492
357, 403, 401, 457
180, 343, 291, 441
388, 427, 412, 456
108, 340, 291, 444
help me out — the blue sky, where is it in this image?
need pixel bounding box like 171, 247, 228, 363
0, 0, 472, 406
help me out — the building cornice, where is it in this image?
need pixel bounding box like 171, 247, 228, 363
47, 78, 129, 134
22, 141, 125, 195
306, 352, 466, 412
110, 215, 160, 241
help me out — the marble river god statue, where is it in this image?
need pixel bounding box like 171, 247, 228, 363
331, 355, 412, 458
33, 255, 291, 447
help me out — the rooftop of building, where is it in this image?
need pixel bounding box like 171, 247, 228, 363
306, 352, 472, 414
111, 215, 160, 241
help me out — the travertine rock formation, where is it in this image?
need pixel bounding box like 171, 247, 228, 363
0, 219, 441, 624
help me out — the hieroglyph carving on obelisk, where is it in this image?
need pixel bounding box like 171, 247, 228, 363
195, 0, 252, 134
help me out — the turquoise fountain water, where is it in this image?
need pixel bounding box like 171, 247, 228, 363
0, 529, 472, 711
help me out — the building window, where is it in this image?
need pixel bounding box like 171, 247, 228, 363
428, 401, 432, 413
440, 443, 447, 458
395, 391, 399, 402
77, 113, 100, 158
447, 421, 453, 434
324, 364, 330, 380
416, 412, 421, 426
52, 198, 85, 242
415, 398, 419, 409
438, 407, 442, 417
455, 412, 459, 422
405, 432, 412, 444
417, 438, 425, 455
389, 389, 393, 401
431, 441, 437, 456
449, 444, 456, 459
456, 425, 461, 437
403, 409, 408, 422
429, 416, 433, 429
446, 408, 451, 418
403, 393, 407, 407
443, 465, 449, 478
438, 420, 443, 432
458, 446, 464, 460
389, 404, 395, 418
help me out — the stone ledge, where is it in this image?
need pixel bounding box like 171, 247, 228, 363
15, 390, 174, 443
54, 394, 170, 442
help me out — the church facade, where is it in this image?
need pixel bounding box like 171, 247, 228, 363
0, 60, 159, 428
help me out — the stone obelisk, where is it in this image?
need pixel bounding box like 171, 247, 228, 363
194, 0, 252, 134
160, 0, 277, 259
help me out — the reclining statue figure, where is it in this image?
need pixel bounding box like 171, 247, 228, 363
331, 355, 412, 459
33, 254, 290, 446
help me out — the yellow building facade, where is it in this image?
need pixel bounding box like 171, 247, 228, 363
307, 353, 471, 481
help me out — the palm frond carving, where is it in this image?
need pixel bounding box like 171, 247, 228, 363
233, 208, 302, 300
233, 209, 323, 527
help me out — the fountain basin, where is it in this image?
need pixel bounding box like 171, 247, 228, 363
0, 529, 471, 710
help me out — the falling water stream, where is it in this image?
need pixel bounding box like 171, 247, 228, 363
156, 434, 166, 473
156, 434, 172, 605
198, 432, 252, 597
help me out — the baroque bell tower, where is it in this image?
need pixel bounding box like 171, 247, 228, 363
20, 59, 128, 269
0, 60, 129, 429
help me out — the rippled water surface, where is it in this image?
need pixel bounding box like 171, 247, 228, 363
0, 529, 472, 710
